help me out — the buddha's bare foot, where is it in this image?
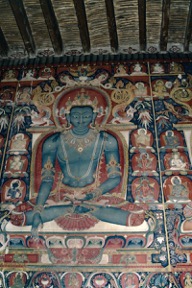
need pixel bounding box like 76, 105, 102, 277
31, 227, 39, 238
31, 213, 43, 238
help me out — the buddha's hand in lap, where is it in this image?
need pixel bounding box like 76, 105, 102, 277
74, 205, 92, 214
31, 213, 42, 238
75, 192, 94, 202
75, 189, 102, 202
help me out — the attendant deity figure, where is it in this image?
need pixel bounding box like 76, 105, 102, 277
6, 180, 23, 200
8, 133, 29, 155
169, 152, 189, 170
2, 69, 17, 81
160, 130, 183, 150
38, 67, 55, 80
2, 88, 145, 236
164, 176, 190, 202
130, 63, 147, 75
152, 80, 169, 97
4, 155, 28, 178
165, 130, 179, 148
163, 151, 189, 171
21, 69, 36, 81
132, 151, 158, 176
114, 64, 128, 76
132, 177, 159, 203
134, 82, 148, 97
169, 152, 187, 170
9, 155, 24, 170
151, 63, 164, 74
170, 176, 189, 200
169, 62, 183, 74
130, 128, 153, 152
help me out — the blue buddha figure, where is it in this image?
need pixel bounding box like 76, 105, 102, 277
4, 91, 145, 236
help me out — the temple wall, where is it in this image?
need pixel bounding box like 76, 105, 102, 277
0, 59, 192, 287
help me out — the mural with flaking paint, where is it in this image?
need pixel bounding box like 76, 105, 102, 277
0, 61, 192, 286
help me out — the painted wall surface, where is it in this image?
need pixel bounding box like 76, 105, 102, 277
0, 61, 192, 287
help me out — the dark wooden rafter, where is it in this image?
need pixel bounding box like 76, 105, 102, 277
184, 0, 192, 51
9, 0, 36, 55
39, 0, 63, 54
105, 0, 118, 52
138, 0, 146, 51
160, 0, 171, 51
0, 27, 9, 56
73, 0, 90, 52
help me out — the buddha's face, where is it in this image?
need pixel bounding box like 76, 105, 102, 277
69, 106, 94, 134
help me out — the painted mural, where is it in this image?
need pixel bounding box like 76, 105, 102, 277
0, 60, 192, 287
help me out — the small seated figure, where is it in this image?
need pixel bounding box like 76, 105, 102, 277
152, 80, 169, 97
160, 130, 183, 150
6, 180, 23, 200
38, 67, 55, 80
169, 62, 184, 74
8, 133, 29, 155
169, 152, 187, 170
163, 151, 189, 172
168, 176, 189, 202
4, 155, 28, 178
114, 64, 128, 76
134, 82, 148, 97
2, 69, 17, 81
132, 151, 158, 176
132, 177, 159, 203
130, 63, 147, 75
151, 63, 164, 74
9, 155, 24, 170
21, 69, 36, 81
130, 128, 154, 152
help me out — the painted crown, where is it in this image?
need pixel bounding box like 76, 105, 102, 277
65, 88, 98, 113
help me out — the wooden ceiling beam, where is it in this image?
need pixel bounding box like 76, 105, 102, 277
73, 0, 90, 53
0, 28, 9, 57
138, 0, 146, 51
160, 0, 171, 51
184, 0, 192, 51
39, 0, 63, 54
105, 0, 118, 52
9, 0, 36, 55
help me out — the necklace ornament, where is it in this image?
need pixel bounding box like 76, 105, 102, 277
61, 131, 101, 181
63, 129, 98, 153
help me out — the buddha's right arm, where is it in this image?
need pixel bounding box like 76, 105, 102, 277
35, 133, 59, 206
